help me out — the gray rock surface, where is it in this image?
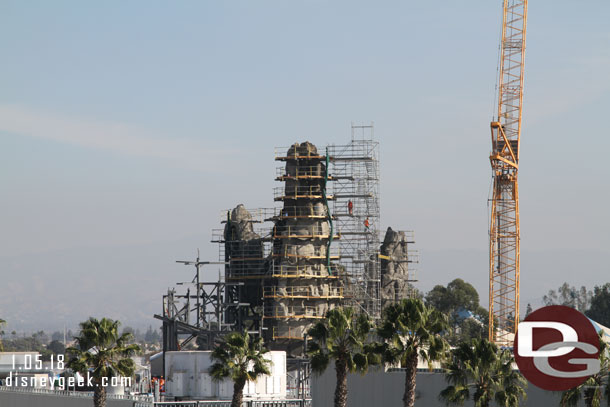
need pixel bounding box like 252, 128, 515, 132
379, 227, 416, 308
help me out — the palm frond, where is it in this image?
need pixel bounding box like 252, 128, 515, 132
442, 338, 525, 407
65, 317, 140, 384
440, 385, 469, 405
209, 331, 271, 386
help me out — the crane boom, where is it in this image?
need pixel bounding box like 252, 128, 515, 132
489, 0, 528, 346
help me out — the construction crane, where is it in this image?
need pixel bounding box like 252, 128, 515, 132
488, 0, 528, 346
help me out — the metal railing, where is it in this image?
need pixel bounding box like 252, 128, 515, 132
273, 244, 340, 260
272, 206, 328, 219
141, 402, 231, 407
211, 227, 274, 244
264, 305, 328, 319
276, 166, 328, 179
270, 264, 339, 279
273, 225, 339, 239
273, 186, 333, 201
0, 385, 153, 402
219, 208, 277, 225
274, 146, 325, 161
136, 400, 311, 407
263, 285, 343, 299
272, 326, 306, 340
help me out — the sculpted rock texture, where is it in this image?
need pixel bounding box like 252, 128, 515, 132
379, 227, 416, 309
223, 204, 266, 329
270, 142, 341, 354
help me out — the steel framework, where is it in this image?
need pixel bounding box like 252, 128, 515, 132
210, 129, 382, 352
328, 124, 381, 319
488, 0, 528, 346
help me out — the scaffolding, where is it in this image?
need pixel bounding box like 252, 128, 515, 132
158, 129, 386, 404
327, 124, 381, 319
209, 129, 381, 351
153, 255, 250, 388
267, 141, 344, 348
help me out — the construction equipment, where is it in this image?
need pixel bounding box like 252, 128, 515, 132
488, 0, 528, 346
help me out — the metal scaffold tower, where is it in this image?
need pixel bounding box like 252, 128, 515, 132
269, 142, 343, 348
328, 124, 381, 319
211, 207, 275, 335
488, 0, 528, 346
208, 128, 381, 355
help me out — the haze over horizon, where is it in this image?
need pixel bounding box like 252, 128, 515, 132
1, 1, 609, 332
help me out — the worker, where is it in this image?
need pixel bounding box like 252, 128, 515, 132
364, 217, 370, 230
347, 200, 353, 215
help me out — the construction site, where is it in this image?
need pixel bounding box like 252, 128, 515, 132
4, 0, 610, 406
155, 0, 528, 401
155, 126, 420, 400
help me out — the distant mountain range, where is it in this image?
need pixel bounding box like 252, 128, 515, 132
0, 234, 217, 333
1, 237, 607, 333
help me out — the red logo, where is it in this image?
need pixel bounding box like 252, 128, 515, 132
514, 305, 600, 391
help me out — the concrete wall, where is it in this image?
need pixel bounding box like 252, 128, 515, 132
0, 390, 136, 407
311, 368, 576, 407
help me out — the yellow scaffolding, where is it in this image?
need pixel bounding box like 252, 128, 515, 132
264, 305, 327, 319
274, 147, 326, 161
273, 225, 341, 240
272, 326, 308, 340
273, 186, 335, 201
270, 264, 340, 279
263, 285, 343, 299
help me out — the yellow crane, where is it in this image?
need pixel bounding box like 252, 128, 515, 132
488, 0, 528, 346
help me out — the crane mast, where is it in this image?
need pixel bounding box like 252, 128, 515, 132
489, 0, 528, 346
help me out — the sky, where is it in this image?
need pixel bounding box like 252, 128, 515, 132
1, 1, 609, 331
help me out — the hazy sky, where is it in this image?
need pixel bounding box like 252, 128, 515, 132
1, 1, 609, 329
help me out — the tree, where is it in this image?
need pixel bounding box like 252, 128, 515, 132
586, 283, 610, 327
47, 340, 66, 355
144, 325, 161, 343
524, 303, 533, 319
66, 317, 140, 407
121, 326, 135, 336
440, 338, 526, 407
0, 319, 5, 351
52, 331, 64, 342
209, 331, 271, 407
543, 283, 592, 312
454, 317, 487, 345
426, 279, 480, 314
425, 279, 487, 345
2, 333, 53, 359
425, 280, 481, 318
560, 333, 610, 407
33, 330, 49, 345
307, 307, 379, 407
376, 298, 449, 407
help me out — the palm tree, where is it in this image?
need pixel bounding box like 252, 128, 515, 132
376, 298, 449, 407
66, 317, 140, 407
440, 338, 526, 407
209, 330, 272, 407
560, 333, 609, 407
307, 307, 379, 407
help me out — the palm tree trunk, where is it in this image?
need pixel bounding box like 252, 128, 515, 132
583, 386, 600, 407
334, 358, 349, 407
479, 382, 490, 407
403, 351, 418, 407
93, 379, 106, 407
231, 378, 246, 407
